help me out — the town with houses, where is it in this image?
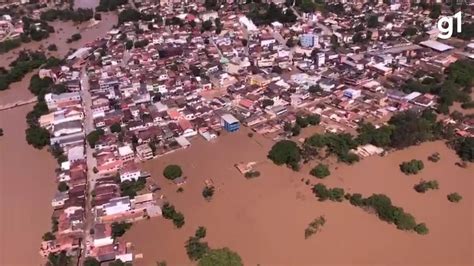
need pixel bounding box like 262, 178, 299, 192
1, 0, 472, 264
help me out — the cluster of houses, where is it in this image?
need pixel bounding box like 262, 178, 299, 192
0, 13, 23, 42
36, 0, 474, 263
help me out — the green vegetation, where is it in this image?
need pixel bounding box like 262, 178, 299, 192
247, 2, 297, 26
51, 217, 59, 233
447, 192, 463, 203
40, 8, 93, 23
186, 236, 209, 261
25, 125, 50, 149
83, 257, 100, 266
296, 114, 321, 128
118, 8, 142, 24
177, 187, 184, 193
0, 51, 47, 91
304, 216, 326, 239
120, 177, 146, 198
111, 222, 132, 238
348, 193, 426, 233
304, 132, 360, 164
312, 183, 345, 202
110, 122, 122, 133
86, 128, 105, 148
310, 163, 330, 179
244, 170, 261, 179
195, 226, 207, 239
47, 44, 58, 51
57, 181, 69, 192
42, 231, 55, 241
399, 159, 424, 175
0, 38, 21, 54
414, 223, 429, 235
198, 248, 243, 266
163, 164, 182, 180
202, 186, 215, 200
453, 137, 474, 162
66, 33, 82, 43
268, 140, 301, 170
162, 203, 185, 228
0, 128, 3, 136
367, 14, 379, 28
96, 0, 128, 12
427, 152, 440, 162
47, 251, 72, 266
414, 180, 439, 193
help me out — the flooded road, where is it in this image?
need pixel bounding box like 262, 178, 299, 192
125, 130, 473, 266
0, 13, 117, 265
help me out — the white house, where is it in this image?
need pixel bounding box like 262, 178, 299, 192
103, 196, 131, 216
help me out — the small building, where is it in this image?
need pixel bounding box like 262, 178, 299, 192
136, 144, 153, 161
118, 145, 134, 163
221, 114, 240, 132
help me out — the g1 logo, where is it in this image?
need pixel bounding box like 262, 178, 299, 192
437, 11, 462, 39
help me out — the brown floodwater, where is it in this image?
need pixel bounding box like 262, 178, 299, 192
0, 13, 117, 265
124, 129, 473, 266
0, 105, 57, 265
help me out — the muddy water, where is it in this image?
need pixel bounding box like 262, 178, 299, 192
0, 13, 117, 265
0, 105, 57, 265
74, 0, 100, 10
125, 130, 473, 266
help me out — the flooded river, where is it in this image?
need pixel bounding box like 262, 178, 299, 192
0, 13, 116, 265
125, 130, 472, 266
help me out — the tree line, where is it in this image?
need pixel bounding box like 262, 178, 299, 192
313, 184, 429, 235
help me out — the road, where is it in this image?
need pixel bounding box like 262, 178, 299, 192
79, 68, 98, 263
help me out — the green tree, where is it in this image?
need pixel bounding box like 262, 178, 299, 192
195, 226, 207, 239
202, 20, 213, 31
42, 231, 55, 241
310, 163, 330, 179
86, 129, 104, 148
267, 140, 301, 169
307, 114, 321, 125
110, 122, 122, 133
367, 14, 379, 28
414, 223, 429, 235
163, 164, 183, 180
296, 116, 309, 128
455, 137, 474, 162
399, 159, 424, 175
202, 186, 215, 200
57, 181, 69, 192
186, 236, 209, 261
198, 248, 243, 266
111, 222, 132, 238
25, 125, 50, 149
125, 39, 133, 50
447, 192, 463, 202
83, 257, 100, 266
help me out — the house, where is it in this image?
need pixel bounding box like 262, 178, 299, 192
221, 114, 240, 132
67, 145, 85, 162
136, 144, 154, 160
102, 196, 131, 216
120, 163, 141, 182
93, 223, 114, 247
53, 121, 83, 137
118, 145, 135, 163
45, 92, 81, 110
52, 192, 69, 209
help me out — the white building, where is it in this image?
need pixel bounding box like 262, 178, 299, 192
103, 196, 131, 216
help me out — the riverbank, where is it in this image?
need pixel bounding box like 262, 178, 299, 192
124, 130, 472, 265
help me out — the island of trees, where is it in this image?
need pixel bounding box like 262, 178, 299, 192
313, 184, 429, 235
